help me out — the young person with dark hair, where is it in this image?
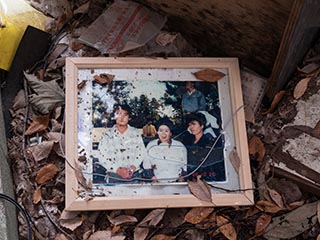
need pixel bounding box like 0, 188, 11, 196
144, 117, 187, 183
97, 104, 150, 183
182, 112, 225, 182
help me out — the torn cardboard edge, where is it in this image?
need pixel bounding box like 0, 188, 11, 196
79, 0, 167, 54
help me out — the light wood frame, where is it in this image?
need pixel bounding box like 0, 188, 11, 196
65, 57, 253, 210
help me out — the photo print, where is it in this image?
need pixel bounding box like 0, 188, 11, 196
90, 80, 226, 185
66, 57, 253, 210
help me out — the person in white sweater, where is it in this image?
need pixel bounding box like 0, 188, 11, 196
144, 118, 187, 183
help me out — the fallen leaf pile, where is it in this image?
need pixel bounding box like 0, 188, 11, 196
5, 1, 320, 240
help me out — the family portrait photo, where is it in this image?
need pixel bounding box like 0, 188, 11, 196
66, 57, 253, 210
90, 79, 226, 185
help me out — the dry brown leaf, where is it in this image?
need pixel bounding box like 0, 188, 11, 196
46, 132, 65, 157
35, 164, 59, 184
60, 217, 83, 231
150, 234, 175, 240
54, 106, 63, 120
287, 200, 305, 210
74, 160, 90, 190
314, 120, 320, 136
193, 69, 225, 82
88, 230, 112, 240
293, 77, 311, 99
211, 228, 221, 238
71, 40, 84, 52
45, 132, 62, 142
25, 114, 50, 135
50, 119, 62, 132
216, 215, 237, 240
29, 140, 54, 161
245, 206, 259, 218
229, 148, 240, 173
134, 226, 149, 240
255, 214, 272, 235
184, 229, 206, 239
78, 80, 87, 90
53, 141, 65, 157
112, 225, 121, 234
107, 214, 138, 225
262, 189, 272, 202
54, 14, 70, 33
200, 211, 217, 229
272, 178, 303, 205
141, 209, 166, 226
184, 207, 214, 224
298, 62, 320, 74
248, 136, 265, 162
256, 200, 283, 213
55, 233, 69, 240
263, 90, 286, 114
133, 209, 166, 240
84, 195, 94, 202
24, 72, 65, 114
94, 73, 114, 85
83, 230, 92, 240
33, 186, 42, 204
12, 90, 26, 111
123, 211, 135, 219
267, 188, 285, 209
188, 175, 212, 202
162, 208, 187, 228
74, 1, 90, 15
110, 210, 122, 218
110, 235, 125, 240
37, 69, 45, 80
46, 193, 63, 204
60, 209, 80, 220
263, 201, 318, 239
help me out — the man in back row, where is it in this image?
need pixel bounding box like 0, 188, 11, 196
181, 81, 206, 115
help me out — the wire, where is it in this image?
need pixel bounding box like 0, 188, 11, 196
181, 104, 245, 179
59, 105, 258, 192
0, 193, 32, 240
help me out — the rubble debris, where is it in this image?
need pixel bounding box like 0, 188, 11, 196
3, 0, 320, 239
79, 0, 167, 54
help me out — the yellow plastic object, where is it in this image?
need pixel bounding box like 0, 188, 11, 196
0, 0, 49, 71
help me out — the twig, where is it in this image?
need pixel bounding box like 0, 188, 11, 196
40, 200, 76, 240
208, 164, 274, 193
22, 77, 32, 172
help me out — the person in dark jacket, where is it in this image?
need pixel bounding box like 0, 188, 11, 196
182, 112, 226, 182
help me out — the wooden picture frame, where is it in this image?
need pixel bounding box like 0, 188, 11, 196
65, 57, 253, 210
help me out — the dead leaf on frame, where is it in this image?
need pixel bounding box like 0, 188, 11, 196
93, 73, 115, 85
192, 69, 226, 82
188, 175, 212, 202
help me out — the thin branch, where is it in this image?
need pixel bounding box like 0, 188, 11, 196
22, 77, 32, 172
40, 200, 76, 240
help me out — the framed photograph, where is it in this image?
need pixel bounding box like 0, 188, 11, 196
65, 57, 253, 210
